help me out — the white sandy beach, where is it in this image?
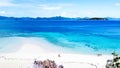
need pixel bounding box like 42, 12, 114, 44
0, 37, 113, 68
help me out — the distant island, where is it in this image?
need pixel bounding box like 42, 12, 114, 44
0, 16, 120, 21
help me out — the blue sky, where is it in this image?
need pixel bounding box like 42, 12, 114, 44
0, 0, 120, 17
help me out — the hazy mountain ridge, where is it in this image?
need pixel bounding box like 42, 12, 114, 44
0, 16, 120, 21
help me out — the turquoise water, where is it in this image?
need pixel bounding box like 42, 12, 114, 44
31, 32, 120, 54
0, 32, 119, 54
0, 20, 120, 54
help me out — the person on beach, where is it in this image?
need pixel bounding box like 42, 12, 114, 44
58, 54, 61, 58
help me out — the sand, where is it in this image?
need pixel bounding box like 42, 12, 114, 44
0, 38, 113, 68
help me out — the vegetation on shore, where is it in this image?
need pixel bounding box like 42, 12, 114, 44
106, 51, 120, 68
112, 51, 120, 68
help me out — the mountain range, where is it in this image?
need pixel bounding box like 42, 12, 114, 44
0, 16, 120, 21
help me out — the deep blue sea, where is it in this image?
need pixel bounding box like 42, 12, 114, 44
0, 20, 120, 54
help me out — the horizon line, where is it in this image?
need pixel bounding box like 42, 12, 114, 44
0, 15, 120, 18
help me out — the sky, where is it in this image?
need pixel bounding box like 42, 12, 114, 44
0, 0, 120, 17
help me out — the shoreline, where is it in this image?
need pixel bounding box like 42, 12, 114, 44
0, 44, 113, 68
0, 37, 116, 55
0, 37, 114, 68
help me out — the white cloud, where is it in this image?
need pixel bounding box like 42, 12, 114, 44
115, 3, 120, 6
39, 3, 74, 11
86, 11, 93, 15
0, 3, 15, 7
85, 9, 98, 15
0, 0, 16, 7
40, 5, 61, 10
0, 11, 6, 15
60, 11, 67, 16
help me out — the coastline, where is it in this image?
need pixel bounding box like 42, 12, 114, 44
0, 37, 113, 68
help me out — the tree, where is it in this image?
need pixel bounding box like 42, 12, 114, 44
112, 51, 120, 68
